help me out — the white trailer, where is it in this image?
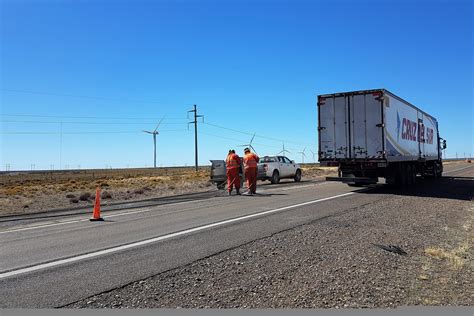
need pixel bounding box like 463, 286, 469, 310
318, 89, 446, 186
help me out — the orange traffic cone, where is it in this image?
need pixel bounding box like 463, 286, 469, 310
90, 187, 104, 221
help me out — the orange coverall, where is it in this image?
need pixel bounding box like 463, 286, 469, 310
226, 153, 241, 193
243, 152, 259, 194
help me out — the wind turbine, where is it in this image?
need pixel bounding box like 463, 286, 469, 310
239, 132, 258, 154
143, 117, 165, 168
298, 147, 307, 164
310, 149, 317, 163
277, 142, 291, 156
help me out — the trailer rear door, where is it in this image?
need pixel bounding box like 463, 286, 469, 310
349, 93, 384, 159
319, 96, 349, 159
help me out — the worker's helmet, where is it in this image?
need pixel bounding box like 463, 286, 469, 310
244, 147, 250, 153
231, 149, 235, 153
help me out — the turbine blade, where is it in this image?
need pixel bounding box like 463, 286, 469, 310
154, 116, 166, 133
250, 133, 256, 144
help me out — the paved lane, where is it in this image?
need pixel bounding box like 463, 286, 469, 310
0, 163, 472, 307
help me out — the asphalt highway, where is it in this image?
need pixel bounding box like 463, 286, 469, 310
0, 163, 473, 308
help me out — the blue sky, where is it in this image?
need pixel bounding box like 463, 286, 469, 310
1, 0, 472, 170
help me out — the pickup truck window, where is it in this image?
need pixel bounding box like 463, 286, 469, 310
261, 157, 276, 163
278, 157, 285, 163
283, 157, 292, 164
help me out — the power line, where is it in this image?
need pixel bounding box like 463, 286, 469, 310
1, 114, 187, 120
1, 89, 182, 105
198, 131, 284, 150
202, 121, 315, 147
1, 130, 188, 134
1, 120, 186, 125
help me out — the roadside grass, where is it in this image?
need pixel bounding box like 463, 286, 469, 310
424, 246, 466, 269
424, 205, 472, 270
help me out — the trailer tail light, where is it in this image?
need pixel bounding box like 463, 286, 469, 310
372, 92, 382, 97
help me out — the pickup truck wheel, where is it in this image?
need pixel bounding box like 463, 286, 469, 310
294, 169, 302, 182
270, 170, 280, 184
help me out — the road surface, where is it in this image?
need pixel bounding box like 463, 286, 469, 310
0, 163, 473, 307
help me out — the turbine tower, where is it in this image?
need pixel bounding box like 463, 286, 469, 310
143, 117, 165, 168
310, 149, 317, 163
297, 147, 307, 164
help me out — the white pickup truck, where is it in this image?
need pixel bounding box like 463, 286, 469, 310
259, 155, 302, 184
209, 155, 302, 189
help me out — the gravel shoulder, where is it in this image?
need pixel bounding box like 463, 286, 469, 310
66, 172, 473, 308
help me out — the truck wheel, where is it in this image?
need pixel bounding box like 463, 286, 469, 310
435, 162, 442, 178
216, 181, 226, 190
270, 170, 280, 184
409, 164, 417, 184
406, 164, 414, 185
294, 169, 302, 182
395, 164, 407, 187
401, 164, 409, 186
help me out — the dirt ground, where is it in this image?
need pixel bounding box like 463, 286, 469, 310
0, 164, 337, 216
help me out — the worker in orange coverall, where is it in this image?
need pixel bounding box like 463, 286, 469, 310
226, 149, 241, 196
243, 147, 260, 195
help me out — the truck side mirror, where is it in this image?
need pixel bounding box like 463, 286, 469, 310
442, 140, 447, 149
291, 160, 295, 164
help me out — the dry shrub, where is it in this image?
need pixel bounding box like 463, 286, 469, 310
101, 191, 112, 199
69, 198, 79, 204
134, 188, 145, 195
79, 192, 91, 201
5, 187, 22, 196
66, 193, 76, 199
425, 247, 465, 268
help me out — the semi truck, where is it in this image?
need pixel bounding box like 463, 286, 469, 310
317, 89, 446, 186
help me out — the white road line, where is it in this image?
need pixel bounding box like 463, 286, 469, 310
0, 198, 207, 234
0, 183, 330, 234
0, 191, 356, 280
0, 219, 90, 234
4, 165, 470, 234
445, 165, 474, 174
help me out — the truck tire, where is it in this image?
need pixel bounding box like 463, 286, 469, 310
294, 169, 302, 182
409, 164, 417, 185
395, 163, 407, 187
406, 164, 414, 185
270, 170, 280, 184
435, 162, 443, 178
401, 164, 409, 186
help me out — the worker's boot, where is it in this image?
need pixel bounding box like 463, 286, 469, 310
236, 189, 241, 195
228, 190, 232, 196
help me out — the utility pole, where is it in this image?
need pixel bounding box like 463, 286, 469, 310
188, 105, 204, 171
